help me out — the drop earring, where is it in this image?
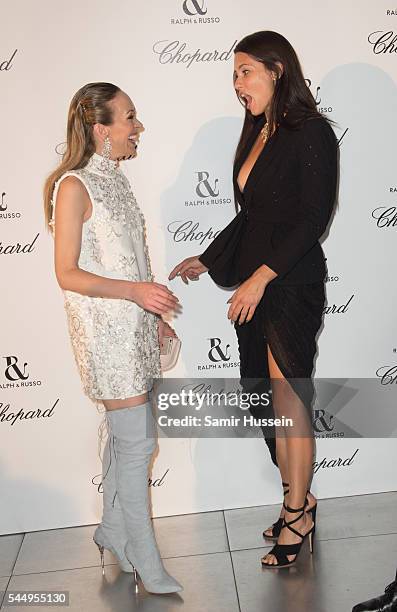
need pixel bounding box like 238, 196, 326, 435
102, 136, 111, 159
100, 136, 112, 172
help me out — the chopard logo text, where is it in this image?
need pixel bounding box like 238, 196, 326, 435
152, 40, 236, 68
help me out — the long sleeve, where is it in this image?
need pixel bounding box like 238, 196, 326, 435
199, 209, 245, 287
264, 118, 338, 279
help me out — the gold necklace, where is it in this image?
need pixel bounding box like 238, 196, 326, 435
260, 122, 270, 144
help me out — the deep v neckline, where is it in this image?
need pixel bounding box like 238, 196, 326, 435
237, 132, 264, 194
237, 119, 277, 195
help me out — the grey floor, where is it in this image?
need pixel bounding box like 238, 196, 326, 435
1, 492, 396, 612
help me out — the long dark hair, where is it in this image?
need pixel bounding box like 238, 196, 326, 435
234, 31, 330, 164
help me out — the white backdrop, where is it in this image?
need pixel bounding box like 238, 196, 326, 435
1, 0, 397, 535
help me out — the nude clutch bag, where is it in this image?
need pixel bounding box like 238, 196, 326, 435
160, 335, 181, 372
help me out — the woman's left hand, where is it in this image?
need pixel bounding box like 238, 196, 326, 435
227, 267, 275, 325
158, 318, 177, 343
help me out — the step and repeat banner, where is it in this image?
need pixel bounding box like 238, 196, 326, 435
1, 0, 397, 534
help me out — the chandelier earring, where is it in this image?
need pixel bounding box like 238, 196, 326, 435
102, 135, 112, 159
100, 135, 112, 172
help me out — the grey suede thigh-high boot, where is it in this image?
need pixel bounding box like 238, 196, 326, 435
106, 402, 183, 594
93, 431, 135, 573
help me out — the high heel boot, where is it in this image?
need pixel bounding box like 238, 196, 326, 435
93, 432, 135, 574
106, 402, 183, 594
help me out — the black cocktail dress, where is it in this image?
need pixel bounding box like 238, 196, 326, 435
199, 114, 338, 464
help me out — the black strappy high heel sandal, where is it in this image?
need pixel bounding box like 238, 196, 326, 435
261, 500, 315, 568
263, 483, 317, 541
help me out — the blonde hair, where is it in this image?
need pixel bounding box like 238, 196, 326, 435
43, 82, 120, 228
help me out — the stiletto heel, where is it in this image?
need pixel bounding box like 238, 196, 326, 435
94, 538, 105, 576
309, 529, 315, 554
93, 530, 135, 574
261, 501, 316, 568
132, 566, 139, 593
309, 502, 317, 550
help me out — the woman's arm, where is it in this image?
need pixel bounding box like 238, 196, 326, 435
168, 210, 245, 286
198, 209, 245, 287
54, 176, 178, 314
263, 118, 338, 279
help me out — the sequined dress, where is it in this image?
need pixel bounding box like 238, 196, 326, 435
50, 153, 161, 400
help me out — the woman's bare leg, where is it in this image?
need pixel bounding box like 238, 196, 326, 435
262, 345, 315, 564
103, 392, 149, 411
263, 433, 289, 536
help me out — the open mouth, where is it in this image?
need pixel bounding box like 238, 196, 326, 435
239, 93, 253, 109
128, 135, 139, 149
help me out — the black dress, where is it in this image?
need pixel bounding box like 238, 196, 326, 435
199, 114, 338, 465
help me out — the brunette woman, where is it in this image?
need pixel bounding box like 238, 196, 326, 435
169, 31, 337, 568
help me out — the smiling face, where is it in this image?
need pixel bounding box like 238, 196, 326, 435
233, 51, 279, 116
94, 90, 144, 160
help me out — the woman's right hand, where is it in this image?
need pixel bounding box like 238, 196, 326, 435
168, 256, 208, 284
128, 282, 179, 315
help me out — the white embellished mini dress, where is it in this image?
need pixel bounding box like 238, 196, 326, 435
50, 152, 161, 400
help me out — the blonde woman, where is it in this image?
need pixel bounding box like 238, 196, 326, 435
44, 82, 182, 594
